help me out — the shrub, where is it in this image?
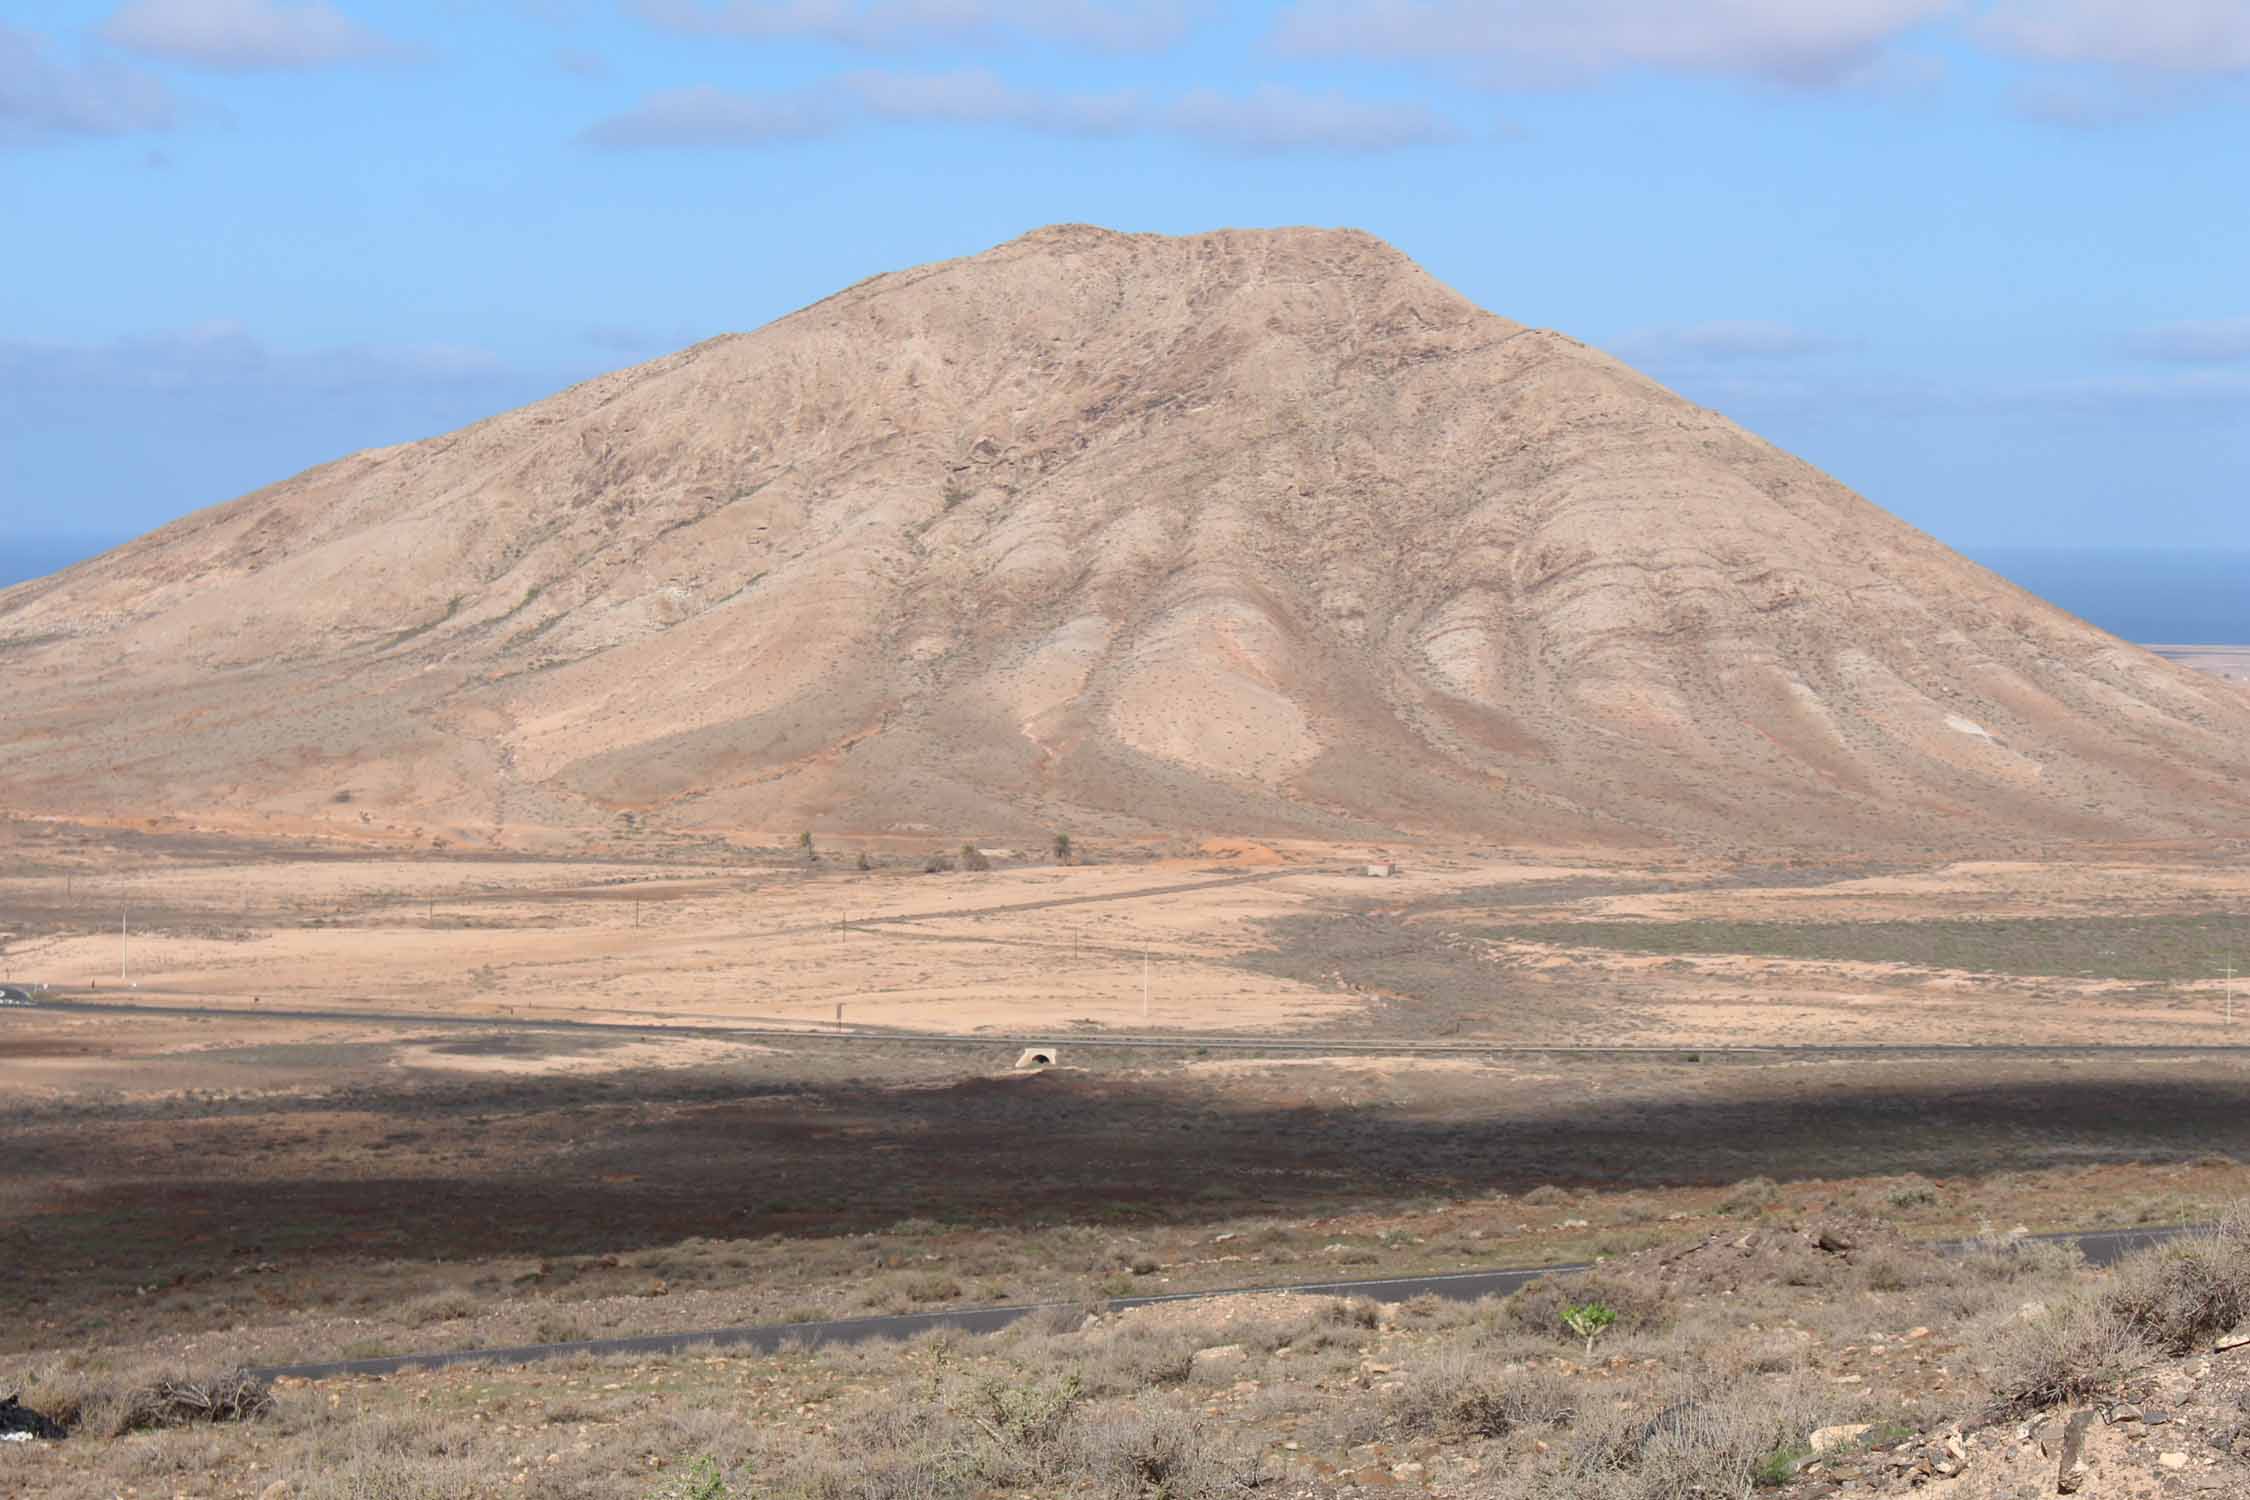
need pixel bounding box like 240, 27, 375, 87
1392, 1347, 1577, 1439
1718, 1176, 1781, 1216
1061, 1398, 1262, 1500
2100, 1215, 2250, 1354
925, 851, 953, 874
1985, 1296, 2153, 1415
1500, 1272, 1668, 1346
113, 1369, 274, 1434
1886, 1175, 1941, 1209
904, 1272, 965, 1303
1548, 1372, 1831, 1500
1079, 1322, 1200, 1395
652, 1456, 732, 1500
970, 1373, 1084, 1450
960, 844, 991, 872
1564, 1300, 1619, 1357
1973, 1215, 2250, 1415
1053, 832, 1072, 864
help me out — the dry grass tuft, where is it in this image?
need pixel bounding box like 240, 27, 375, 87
1983, 1208, 2250, 1415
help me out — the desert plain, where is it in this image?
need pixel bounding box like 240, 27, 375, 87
7, 225, 2250, 1498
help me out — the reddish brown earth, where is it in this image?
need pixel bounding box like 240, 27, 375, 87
5, 224, 2247, 852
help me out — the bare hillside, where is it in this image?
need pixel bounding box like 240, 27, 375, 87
5, 223, 2246, 850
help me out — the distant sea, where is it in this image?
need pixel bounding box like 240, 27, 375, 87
2, 534, 124, 591
2, 535, 2243, 644
1967, 547, 2250, 645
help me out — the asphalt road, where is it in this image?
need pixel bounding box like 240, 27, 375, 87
20, 996, 2250, 1062
248, 1223, 2200, 1383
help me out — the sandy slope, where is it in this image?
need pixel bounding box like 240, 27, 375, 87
5, 224, 2247, 851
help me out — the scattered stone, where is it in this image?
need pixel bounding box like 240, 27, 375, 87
2159, 1451, 2190, 1469
1191, 1344, 1245, 1367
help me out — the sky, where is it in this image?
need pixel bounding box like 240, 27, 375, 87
4, 0, 2248, 565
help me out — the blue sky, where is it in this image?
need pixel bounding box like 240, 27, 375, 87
4, 0, 2248, 561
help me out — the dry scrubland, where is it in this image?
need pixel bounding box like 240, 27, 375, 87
5, 822, 2250, 1494
14, 1213, 2250, 1499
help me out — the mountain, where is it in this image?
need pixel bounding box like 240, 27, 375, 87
5, 224, 2247, 852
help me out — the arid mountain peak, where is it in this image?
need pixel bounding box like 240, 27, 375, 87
5, 225, 2247, 851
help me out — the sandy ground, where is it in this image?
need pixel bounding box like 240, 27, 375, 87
1, 852, 1384, 1034
5, 828, 2248, 1053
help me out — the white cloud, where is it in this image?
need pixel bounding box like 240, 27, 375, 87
583, 73, 1463, 152
578, 83, 840, 146
1615, 320, 1843, 364
0, 323, 509, 395
2126, 318, 2250, 364
102, 0, 411, 73
632, 0, 1190, 53
844, 66, 1141, 133
1273, 0, 1953, 88
1980, 0, 2250, 74
0, 23, 177, 146
1166, 84, 1462, 150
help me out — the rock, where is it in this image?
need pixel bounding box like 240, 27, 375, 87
1191, 1344, 1245, 1367
1811, 1424, 1876, 1454
2055, 1410, 2095, 1494
1816, 1230, 1856, 1253
2159, 1452, 2190, 1469
259, 1483, 289, 1500
1390, 1461, 1425, 1479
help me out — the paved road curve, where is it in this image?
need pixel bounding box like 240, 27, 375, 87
248, 1224, 2199, 1383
